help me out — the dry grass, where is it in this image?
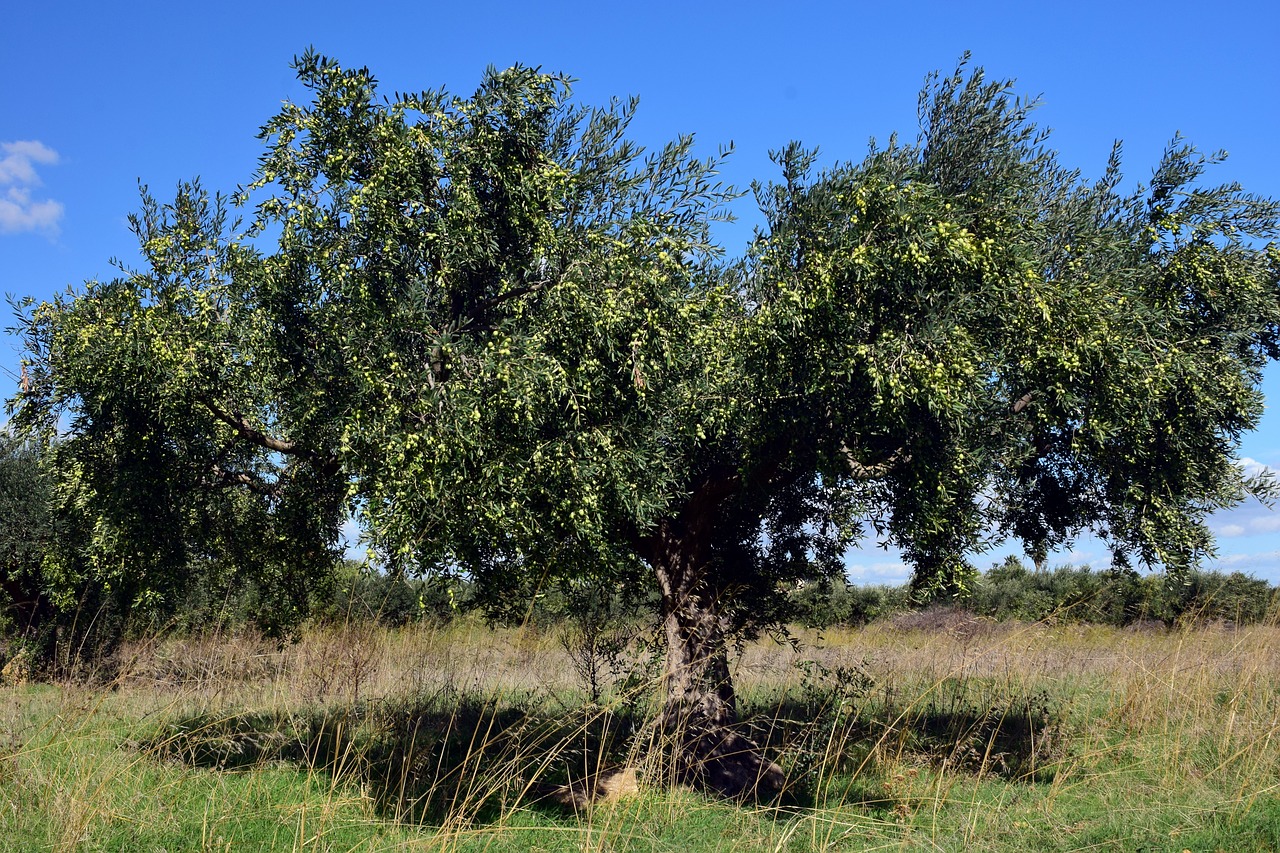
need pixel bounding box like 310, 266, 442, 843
110, 618, 576, 707
2, 617, 1278, 850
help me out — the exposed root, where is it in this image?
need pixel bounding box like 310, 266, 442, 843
673, 723, 785, 800
535, 765, 641, 810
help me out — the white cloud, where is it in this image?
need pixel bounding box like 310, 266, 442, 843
0, 140, 63, 235
1206, 459, 1280, 538
1206, 548, 1280, 583
1248, 515, 1280, 534
1214, 549, 1280, 567
846, 560, 912, 585
1240, 457, 1279, 480
1210, 494, 1280, 538
0, 140, 57, 182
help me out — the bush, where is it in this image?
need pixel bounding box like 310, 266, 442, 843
963, 557, 1275, 628
1136, 570, 1276, 626
315, 562, 472, 626
787, 579, 911, 628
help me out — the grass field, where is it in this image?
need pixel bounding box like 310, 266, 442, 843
2, 615, 1279, 851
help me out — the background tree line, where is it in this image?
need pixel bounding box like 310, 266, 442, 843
789, 557, 1280, 629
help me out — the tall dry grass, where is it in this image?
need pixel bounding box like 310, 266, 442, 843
2, 614, 1278, 850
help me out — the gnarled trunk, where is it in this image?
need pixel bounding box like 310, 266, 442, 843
646, 510, 784, 800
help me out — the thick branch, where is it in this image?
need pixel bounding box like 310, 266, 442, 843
199, 396, 338, 473
841, 443, 909, 480
201, 397, 300, 454
636, 466, 741, 584
472, 279, 551, 312
208, 463, 281, 498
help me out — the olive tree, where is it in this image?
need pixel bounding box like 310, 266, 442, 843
12, 55, 1278, 796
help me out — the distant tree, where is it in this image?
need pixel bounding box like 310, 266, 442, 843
0, 433, 55, 636
12, 54, 1279, 796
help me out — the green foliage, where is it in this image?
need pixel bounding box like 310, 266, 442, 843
233, 54, 744, 622
1136, 568, 1278, 625
316, 561, 472, 627
787, 580, 912, 628
7, 53, 1279, 697
965, 557, 1142, 623
749, 62, 1280, 596
786, 559, 1278, 629
0, 434, 56, 637
8, 181, 343, 640
962, 557, 1278, 626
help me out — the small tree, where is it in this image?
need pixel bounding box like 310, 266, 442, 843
12, 55, 1279, 796
0, 432, 56, 638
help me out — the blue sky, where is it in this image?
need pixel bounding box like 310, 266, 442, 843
3, 0, 1279, 582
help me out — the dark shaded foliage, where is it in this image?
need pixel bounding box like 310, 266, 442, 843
0, 434, 55, 638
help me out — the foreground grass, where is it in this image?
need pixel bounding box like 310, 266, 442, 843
2, 618, 1279, 851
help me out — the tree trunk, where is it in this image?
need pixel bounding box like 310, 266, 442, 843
647, 513, 784, 800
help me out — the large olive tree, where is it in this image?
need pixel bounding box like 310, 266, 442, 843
12, 55, 1278, 796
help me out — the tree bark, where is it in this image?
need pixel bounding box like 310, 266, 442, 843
643, 483, 785, 800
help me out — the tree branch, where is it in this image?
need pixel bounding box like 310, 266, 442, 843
199, 396, 338, 473
841, 443, 909, 479
200, 397, 299, 454
472, 279, 551, 312
207, 463, 281, 498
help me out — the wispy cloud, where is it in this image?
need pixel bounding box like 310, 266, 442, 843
0, 140, 64, 235
1205, 458, 1280, 538
1210, 498, 1280, 539
846, 560, 912, 585
1213, 549, 1280, 568
1205, 548, 1280, 583
1240, 456, 1279, 480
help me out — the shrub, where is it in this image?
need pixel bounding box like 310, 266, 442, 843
964, 558, 1275, 627
788, 580, 910, 628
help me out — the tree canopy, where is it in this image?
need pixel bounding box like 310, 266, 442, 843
10, 53, 1279, 795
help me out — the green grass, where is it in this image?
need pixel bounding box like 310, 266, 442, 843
1, 688, 412, 850
3, 618, 1279, 850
